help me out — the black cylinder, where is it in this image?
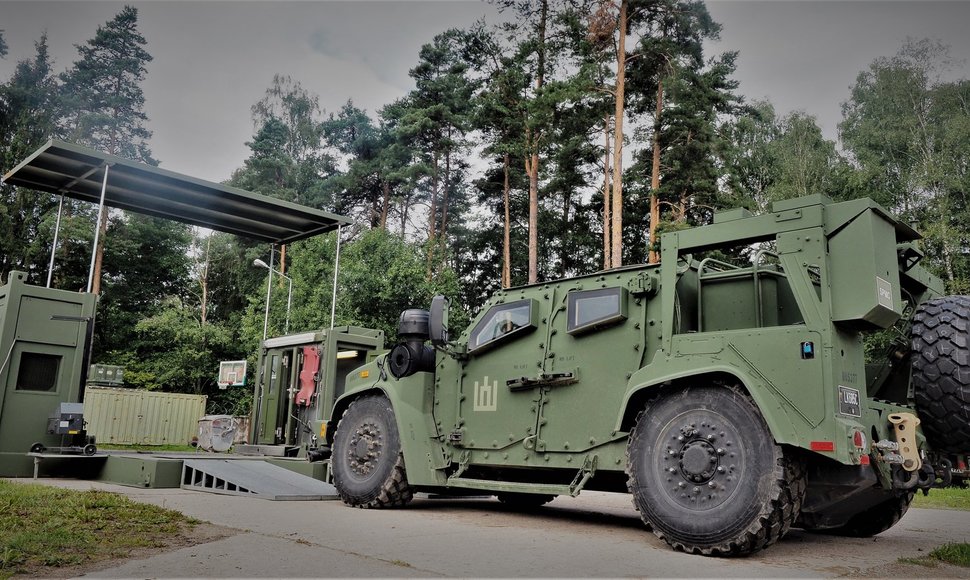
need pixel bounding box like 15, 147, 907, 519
398, 309, 430, 340
388, 341, 435, 378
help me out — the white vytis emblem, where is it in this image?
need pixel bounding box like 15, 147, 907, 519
473, 376, 498, 412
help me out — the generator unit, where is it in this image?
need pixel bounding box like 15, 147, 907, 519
33, 402, 97, 456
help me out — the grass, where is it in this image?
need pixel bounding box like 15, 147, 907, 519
912, 486, 970, 511
0, 480, 196, 579
900, 543, 970, 568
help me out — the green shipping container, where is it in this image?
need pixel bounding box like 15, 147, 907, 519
84, 387, 206, 446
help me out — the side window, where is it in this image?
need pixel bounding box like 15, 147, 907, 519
268, 354, 279, 393
16, 352, 61, 392
469, 300, 535, 353
567, 287, 627, 335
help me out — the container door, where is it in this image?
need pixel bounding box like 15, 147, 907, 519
254, 352, 281, 444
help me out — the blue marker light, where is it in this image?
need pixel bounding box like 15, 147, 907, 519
801, 341, 815, 359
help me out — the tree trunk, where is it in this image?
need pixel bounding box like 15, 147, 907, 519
200, 234, 210, 325
429, 149, 439, 240
401, 194, 410, 236
380, 181, 390, 230
92, 123, 120, 296
441, 142, 451, 242
91, 210, 109, 295
603, 116, 612, 270
503, 153, 512, 288
526, 0, 548, 285
648, 79, 664, 264
610, 0, 627, 269
526, 151, 539, 284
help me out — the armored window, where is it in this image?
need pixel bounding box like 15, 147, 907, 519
16, 352, 61, 392
567, 287, 627, 335
469, 300, 535, 353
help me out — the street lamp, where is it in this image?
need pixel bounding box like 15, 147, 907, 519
254, 257, 293, 337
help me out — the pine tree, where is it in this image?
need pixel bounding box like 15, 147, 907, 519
0, 34, 66, 283
59, 5, 157, 297
60, 6, 154, 163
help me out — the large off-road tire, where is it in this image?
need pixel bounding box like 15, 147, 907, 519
627, 386, 806, 556
331, 394, 414, 509
911, 296, 970, 453
815, 492, 914, 537
496, 492, 556, 509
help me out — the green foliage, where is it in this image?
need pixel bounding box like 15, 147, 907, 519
0, 480, 193, 578
110, 297, 243, 398
723, 101, 845, 213
97, 214, 192, 354
0, 34, 69, 285
337, 228, 465, 340
840, 39, 970, 293
912, 486, 970, 511
900, 542, 970, 569
59, 5, 154, 163
231, 74, 335, 209
927, 543, 970, 567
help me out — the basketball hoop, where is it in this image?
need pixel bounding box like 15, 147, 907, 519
217, 360, 247, 389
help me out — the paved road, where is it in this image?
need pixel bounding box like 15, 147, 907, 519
22, 479, 970, 577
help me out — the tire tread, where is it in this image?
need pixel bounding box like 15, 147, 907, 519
911, 296, 970, 453
626, 387, 806, 556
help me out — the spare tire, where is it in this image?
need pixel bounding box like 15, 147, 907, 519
911, 296, 970, 453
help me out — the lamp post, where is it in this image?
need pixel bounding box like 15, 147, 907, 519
254, 257, 293, 336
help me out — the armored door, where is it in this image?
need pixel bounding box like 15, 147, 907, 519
454, 298, 544, 459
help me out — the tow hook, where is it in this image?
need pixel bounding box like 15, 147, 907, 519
891, 464, 919, 490
872, 413, 925, 491
888, 413, 922, 471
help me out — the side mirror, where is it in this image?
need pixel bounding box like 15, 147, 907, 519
429, 295, 449, 347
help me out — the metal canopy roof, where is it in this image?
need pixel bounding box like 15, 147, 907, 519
1, 139, 350, 244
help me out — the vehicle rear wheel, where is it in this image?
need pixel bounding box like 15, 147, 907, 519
812, 492, 914, 537
627, 386, 805, 556
496, 492, 555, 509
911, 295, 970, 453
331, 394, 414, 509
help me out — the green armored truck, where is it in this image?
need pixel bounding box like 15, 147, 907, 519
324, 195, 968, 556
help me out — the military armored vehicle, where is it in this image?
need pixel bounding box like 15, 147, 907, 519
324, 195, 969, 556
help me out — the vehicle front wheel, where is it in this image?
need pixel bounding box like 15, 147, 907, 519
331, 394, 413, 509
627, 386, 806, 556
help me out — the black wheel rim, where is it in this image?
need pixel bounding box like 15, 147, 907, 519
652, 410, 745, 511
344, 418, 385, 480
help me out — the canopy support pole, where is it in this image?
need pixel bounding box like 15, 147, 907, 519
262, 243, 275, 341
330, 226, 342, 329
85, 164, 110, 294
46, 194, 64, 288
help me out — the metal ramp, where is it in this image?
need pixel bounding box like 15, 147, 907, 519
181, 459, 339, 501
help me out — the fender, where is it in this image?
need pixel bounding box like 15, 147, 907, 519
617, 361, 803, 447
329, 357, 448, 487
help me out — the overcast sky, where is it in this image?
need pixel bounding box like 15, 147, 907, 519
2, 1, 969, 184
